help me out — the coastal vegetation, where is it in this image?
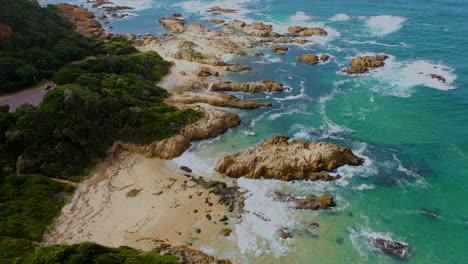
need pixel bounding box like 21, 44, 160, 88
0, 1, 199, 263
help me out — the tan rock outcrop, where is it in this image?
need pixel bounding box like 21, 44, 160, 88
118, 107, 240, 159
270, 45, 288, 55
343, 55, 389, 74
205, 80, 284, 93
166, 92, 271, 109
158, 17, 186, 33
227, 20, 280, 37
297, 53, 318, 64
56, 4, 107, 39
194, 66, 219, 77
215, 135, 363, 181
288, 26, 328, 37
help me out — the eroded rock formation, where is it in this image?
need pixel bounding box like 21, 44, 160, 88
158, 17, 186, 33
207, 7, 237, 13
343, 55, 389, 74
205, 80, 284, 93
227, 20, 280, 37
117, 107, 240, 159
215, 135, 363, 181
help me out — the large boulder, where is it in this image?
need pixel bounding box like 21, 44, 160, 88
369, 237, 411, 259
158, 17, 186, 33
215, 135, 364, 181
205, 80, 284, 93
297, 54, 319, 64
343, 55, 389, 74
227, 20, 279, 37
288, 26, 328, 37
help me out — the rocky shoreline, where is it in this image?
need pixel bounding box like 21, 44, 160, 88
43, 4, 398, 263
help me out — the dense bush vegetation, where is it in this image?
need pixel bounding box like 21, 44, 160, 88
23, 242, 179, 264
0, 0, 138, 94
0, 51, 200, 178
0, 174, 73, 263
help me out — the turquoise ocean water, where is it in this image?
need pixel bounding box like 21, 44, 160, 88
43, 0, 468, 263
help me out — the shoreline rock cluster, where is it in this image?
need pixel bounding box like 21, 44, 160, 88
205, 80, 284, 93
56, 3, 108, 40
342, 55, 389, 74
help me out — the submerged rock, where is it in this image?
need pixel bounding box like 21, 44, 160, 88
277, 228, 293, 239
206, 19, 226, 25
205, 80, 284, 93
215, 135, 363, 181
369, 237, 411, 259
297, 53, 319, 64
343, 55, 389, 74
288, 26, 328, 37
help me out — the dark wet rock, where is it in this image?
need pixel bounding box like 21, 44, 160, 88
275, 192, 336, 210
172, 13, 183, 17
336, 237, 345, 244
219, 215, 228, 222
190, 177, 245, 212
429, 74, 446, 83
206, 214, 212, 220
219, 228, 232, 236
309, 223, 319, 228
253, 52, 264, 56
369, 237, 411, 259
277, 228, 293, 239
180, 166, 192, 173
320, 54, 330, 62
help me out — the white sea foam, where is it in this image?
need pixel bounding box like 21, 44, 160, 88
274, 80, 310, 101
366, 15, 407, 36
233, 178, 298, 257
355, 184, 375, 191
290, 11, 312, 21
110, 0, 153, 10
177, 0, 252, 20
330, 13, 350, 21
345, 39, 402, 47
348, 53, 458, 96
168, 147, 219, 176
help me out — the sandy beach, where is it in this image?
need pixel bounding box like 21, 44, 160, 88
43, 151, 238, 250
